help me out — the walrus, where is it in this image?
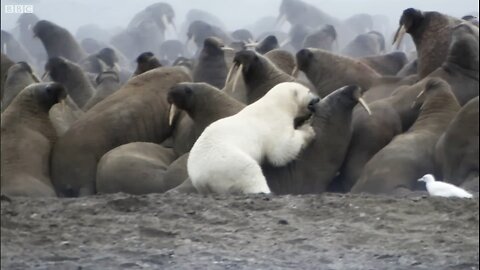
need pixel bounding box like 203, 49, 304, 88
83, 71, 121, 110
50, 67, 191, 197
96, 142, 178, 195
396, 59, 417, 77
33, 20, 87, 63
231, 29, 254, 42
44, 57, 95, 109
192, 37, 231, 89
167, 82, 245, 156
392, 8, 463, 78
133, 52, 162, 76
264, 85, 372, 194
16, 13, 46, 68
254, 35, 279, 54
341, 31, 385, 57
295, 48, 380, 97
1, 30, 34, 65
264, 49, 296, 75
1, 53, 14, 99
1, 83, 66, 197
352, 78, 461, 194
2, 62, 39, 112
360, 51, 408, 76
186, 20, 231, 54
435, 96, 479, 186
336, 82, 424, 192
159, 40, 186, 63
284, 24, 312, 51
79, 47, 120, 74
302, 24, 337, 51
225, 50, 294, 104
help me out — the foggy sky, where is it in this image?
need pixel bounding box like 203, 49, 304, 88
1, 0, 478, 36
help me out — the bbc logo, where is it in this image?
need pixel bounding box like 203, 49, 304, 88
5, 5, 34, 14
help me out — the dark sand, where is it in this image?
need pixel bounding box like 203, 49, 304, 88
1, 192, 479, 270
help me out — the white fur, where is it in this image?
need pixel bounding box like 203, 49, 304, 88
188, 82, 316, 194
418, 174, 473, 199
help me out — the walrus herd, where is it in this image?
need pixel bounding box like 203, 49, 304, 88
1, 0, 478, 197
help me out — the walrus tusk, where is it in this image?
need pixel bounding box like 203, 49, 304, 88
245, 42, 259, 48
358, 97, 372, 115
2, 43, 7, 55
168, 104, 176, 126
232, 64, 243, 93
225, 62, 238, 85
411, 89, 426, 108
32, 73, 41, 83
59, 99, 66, 114
279, 37, 291, 47
98, 58, 109, 72
392, 24, 406, 49
41, 71, 50, 81
247, 38, 255, 43
291, 66, 299, 77
221, 46, 235, 52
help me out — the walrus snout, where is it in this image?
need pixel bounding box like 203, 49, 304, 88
295, 49, 313, 70
308, 97, 320, 112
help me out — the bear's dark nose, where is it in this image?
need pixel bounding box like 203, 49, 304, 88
308, 97, 320, 112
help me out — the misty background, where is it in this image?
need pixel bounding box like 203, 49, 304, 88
1, 0, 479, 37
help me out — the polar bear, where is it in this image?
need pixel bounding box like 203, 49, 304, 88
187, 82, 319, 194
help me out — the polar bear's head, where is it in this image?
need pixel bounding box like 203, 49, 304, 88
266, 82, 320, 119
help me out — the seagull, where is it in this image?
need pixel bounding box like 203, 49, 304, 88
418, 174, 473, 199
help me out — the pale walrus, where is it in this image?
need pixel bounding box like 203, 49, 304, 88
50, 67, 191, 197
96, 142, 178, 195
435, 96, 479, 186
1, 83, 66, 197
1, 62, 39, 112
33, 20, 87, 63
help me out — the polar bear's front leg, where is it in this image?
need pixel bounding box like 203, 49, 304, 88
266, 123, 315, 167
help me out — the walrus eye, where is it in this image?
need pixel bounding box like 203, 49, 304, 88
184, 87, 193, 95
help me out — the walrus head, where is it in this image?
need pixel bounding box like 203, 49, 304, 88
294, 48, 314, 74
303, 24, 337, 50
393, 8, 462, 77
411, 78, 458, 110
201, 36, 232, 57
133, 52, 162, 76
226, 50, 272, 92
96, 48, 119, 68
145, 2, 176, 32
16, 13, 39, 32
315, 85, 371, 117
32, 82, 67, 109
447, 22, 479, 72
254, 35, 279, 54
32, 20, 63, 40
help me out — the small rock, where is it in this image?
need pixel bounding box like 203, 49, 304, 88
278, 219, 289, 225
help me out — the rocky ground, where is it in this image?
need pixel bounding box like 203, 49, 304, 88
1, 192, 479, 270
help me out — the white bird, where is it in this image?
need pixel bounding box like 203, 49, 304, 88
418, 174, 473, 199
